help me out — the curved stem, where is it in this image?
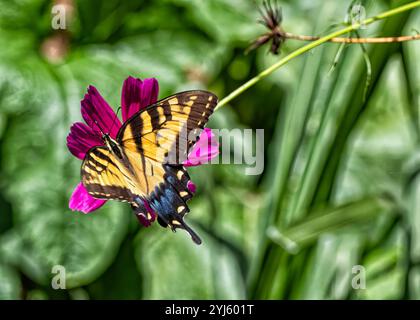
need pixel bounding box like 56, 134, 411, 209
215, 1, 420, 110
283, 32, 420, 43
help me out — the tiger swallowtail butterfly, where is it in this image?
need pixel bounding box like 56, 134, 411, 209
80, 90, 218, 244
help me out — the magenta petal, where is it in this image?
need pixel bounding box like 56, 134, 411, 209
143, 200, 157, 222
81, 86, 121, 139
121, 76, 159, 122
184, 128, 219, 167
187, 181, 196, 194
121, 77, 142, 122
136, 200, 157, 227
139, 78, 159, 109
136, 214, 151, 227
69, 182, 106, 213
66, 122, 103, 160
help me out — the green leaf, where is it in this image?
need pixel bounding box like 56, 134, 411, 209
0, 263, 21, 299
169, 0, 258, 42
297, 234, 362, 299
134, 221, 245, 299
0, 56, 130, 288
87, 234, 143, 299
267, 195, 396, 253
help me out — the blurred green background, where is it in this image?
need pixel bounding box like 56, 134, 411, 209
0, 0, 419, 299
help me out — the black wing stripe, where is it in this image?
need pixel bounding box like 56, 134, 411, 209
85, 183, 132, 200
161, 100, 173, 122
81, 146, 135, 202
146, 106, 161, 131
128, 114, 143, 154
127, 115, 151, 194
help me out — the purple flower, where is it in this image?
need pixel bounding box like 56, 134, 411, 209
183, 128, 219, 167
67, 76, 219, 227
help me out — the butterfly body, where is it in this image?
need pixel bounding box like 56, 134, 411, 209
103, 133, 124, 160
80, 90, 218, 244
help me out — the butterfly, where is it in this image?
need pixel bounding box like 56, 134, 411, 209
80, 90, 218, 244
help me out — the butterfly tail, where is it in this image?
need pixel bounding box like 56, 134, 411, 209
176, 218, 202, 245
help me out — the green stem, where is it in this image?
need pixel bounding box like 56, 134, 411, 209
215, 1, 420, 110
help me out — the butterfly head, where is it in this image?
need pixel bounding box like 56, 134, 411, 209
103, 134, 124, 159
93, 107, 121, 146
92, 119, 124, 159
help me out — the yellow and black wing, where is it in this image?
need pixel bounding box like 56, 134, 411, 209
81, 146, 136, 202
117, 90, 218, 165
117, 90, 218, 243
81, 90, 218, 244
81, 145, 163, 227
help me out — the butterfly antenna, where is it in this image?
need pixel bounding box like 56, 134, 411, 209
93, 119, 105, 136
107, 106, 121, 135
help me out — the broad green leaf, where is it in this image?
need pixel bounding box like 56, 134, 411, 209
134, 211, 245, 299
0, 54, 130, 288
87, 235, 143, 299
0, 263, 21, 299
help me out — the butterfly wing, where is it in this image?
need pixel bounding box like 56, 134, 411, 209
117, 90, 218, 164
81, 146, 133, 202
81, 146, 157, 223
104, 152, 202, 244
80, 91, 217, 244
116, 90, 218, 243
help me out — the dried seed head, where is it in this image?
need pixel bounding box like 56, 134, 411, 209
247, 0, 285, 55
259, 0, 282, 30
